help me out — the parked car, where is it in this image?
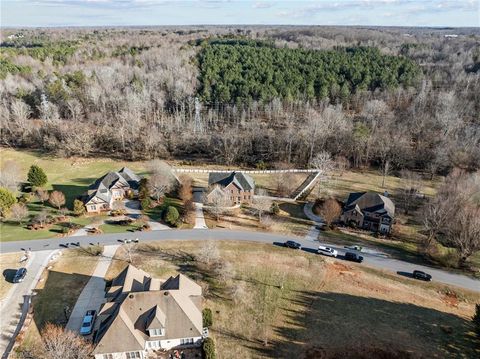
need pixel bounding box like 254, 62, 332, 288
122, 238, 132, 243
80, 310, 97, 335
413, 270, 432, 281
13, 268, 27, 283
344, 245, 363, 252
284, 240, 301, 249
344, 252, 364, 263
317, 246, 338, 257
132, 238, 139, 243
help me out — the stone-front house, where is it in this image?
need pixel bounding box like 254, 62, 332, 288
341, 192, 395, 234
206, 171, 255, 205
83, 167, 140, 213
93, 265, 206, 359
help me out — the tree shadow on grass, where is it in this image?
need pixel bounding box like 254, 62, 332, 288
253, 291, 479, 359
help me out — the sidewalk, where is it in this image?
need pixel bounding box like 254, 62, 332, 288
65, 245, 119, 333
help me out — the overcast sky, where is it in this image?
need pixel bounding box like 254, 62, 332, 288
2, 0, 479, 28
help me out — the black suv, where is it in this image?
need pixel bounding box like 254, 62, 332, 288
13, 268, 27, 283
344, 252, 364, 263
413, 270, 432, 281
284, 241, 301, 249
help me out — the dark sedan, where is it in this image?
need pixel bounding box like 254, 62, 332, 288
344, 252, 364, 263
413, 270, 432, 281
284, 240, 302, 249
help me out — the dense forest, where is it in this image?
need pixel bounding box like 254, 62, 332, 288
0, 26, 479, 174
198, 40, 420, 103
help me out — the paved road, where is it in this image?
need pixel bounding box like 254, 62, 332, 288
0, 249, 57, 356
66, 245, 119, 333
1, 229, 479, 292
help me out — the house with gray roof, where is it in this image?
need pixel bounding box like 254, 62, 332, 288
83, 167, 140, 213
206, 171, 255, 205
93, 265, 205, 359
341, 192, 395, 234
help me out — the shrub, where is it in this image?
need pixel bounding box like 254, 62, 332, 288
73, 199, 86, 216
0, 187, 16, 216
27, 165, 48, 188
19, 192, 35, 203
473, 303, 480, 336
141, 197, 152, 210
164, 206, 179, 226
203, 337, 216, 359
202, 308, 213, 328
270, 202, 280, 215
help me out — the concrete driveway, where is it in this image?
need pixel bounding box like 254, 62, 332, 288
193, 189, 207, 229
124, 199, 169, 231
66, 245, 119, 334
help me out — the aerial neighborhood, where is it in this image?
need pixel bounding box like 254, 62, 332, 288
0, 11, 479, 359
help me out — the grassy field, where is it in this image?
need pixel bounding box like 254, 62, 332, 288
105, 240, 480, 359
204, 201, 313, 237
310, 169, 440, 201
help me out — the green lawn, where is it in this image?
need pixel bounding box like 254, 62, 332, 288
1, 148, 147, 207
1, 148, 148, 241
99, 222, 142, 234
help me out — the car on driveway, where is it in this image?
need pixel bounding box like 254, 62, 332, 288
80, 310, 97, 335
344, 252, 364, 263
344, 245, 363, 252
317, 246, 337, 257
13, 268, 27, 283
284, 240, 301, 249
413, 270, 432, 281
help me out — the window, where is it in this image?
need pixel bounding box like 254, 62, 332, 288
149, 328, 163, 337
180, 338, 194, 345
126, 352, 141, 359
103, 355, 113, 359
146, 340, 161, 349
91, 205, 97, 211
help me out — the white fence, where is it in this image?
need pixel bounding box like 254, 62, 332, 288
172, 168, 318, 174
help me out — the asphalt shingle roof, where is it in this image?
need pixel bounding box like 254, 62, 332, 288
208, 171, 255, 191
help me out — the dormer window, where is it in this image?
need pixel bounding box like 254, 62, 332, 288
149, 328, 164, 337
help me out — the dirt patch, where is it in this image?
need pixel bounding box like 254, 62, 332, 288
441, 289, 459, 308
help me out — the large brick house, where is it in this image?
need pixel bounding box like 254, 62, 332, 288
83, 167, 140, 213
206, 171, 255, 205
93, 265, 206, 359
341, 192, 395, 234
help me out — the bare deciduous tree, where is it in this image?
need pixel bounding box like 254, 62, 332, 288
9, 203, 29, 224
41, 323, 93, 359
49, 190, 66, 209
147, 159, 176, 202
36, 188, 50, 204
197, 240, 220, 265
204, 186, 228, 220
252, 188, 272, 221
0, 160, 21, 193
318, 198, 342, 228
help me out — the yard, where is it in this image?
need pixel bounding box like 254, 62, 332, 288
204, 201, 312, 237
105, 240, 480, 359
0, 252, 23, 300
16, 246, 101, 351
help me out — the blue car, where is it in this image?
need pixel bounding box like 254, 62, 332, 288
80, 310, 96, 335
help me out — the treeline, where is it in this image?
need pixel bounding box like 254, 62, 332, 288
0, 26, 478, 174
198, 40, 420, 103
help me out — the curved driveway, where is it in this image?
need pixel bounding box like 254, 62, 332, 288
1, 229, 479, 293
